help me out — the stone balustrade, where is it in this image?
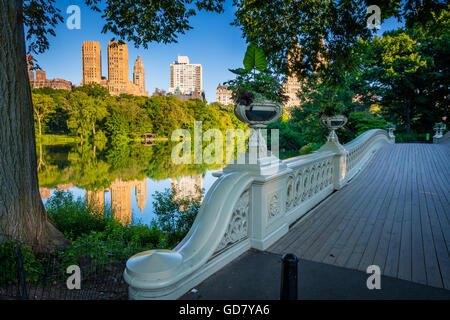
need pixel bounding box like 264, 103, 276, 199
434, 129, 449, 144
123, 128, 394, 299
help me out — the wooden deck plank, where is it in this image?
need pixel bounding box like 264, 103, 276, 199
382, 144, 408, 278
371, 145, 406, 273
303, 155, 385, 263
416, 145, 443, 288
420, 144, 450, 290
410, 145, 427, 285
397, 144, 413, 282
299, 155, 384, 261
267, 143, 449, 290
331, 148, 398, 268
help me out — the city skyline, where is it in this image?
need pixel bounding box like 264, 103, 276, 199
26, 0, 246, 103
81, 40, 148, 96
26, 0, 401, 103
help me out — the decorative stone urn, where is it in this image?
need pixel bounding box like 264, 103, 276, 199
386, 124, 396, 140
224, 99, 285, 175
234, 100, 283, 129
320, 114, 348, 143
318, 114, 348, 190
434, 124, 443, 138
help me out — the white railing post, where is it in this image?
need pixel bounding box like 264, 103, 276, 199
247, 167, 291, 251
318, 135, 348, 190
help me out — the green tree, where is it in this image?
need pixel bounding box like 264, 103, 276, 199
1, 0, 226, 247
232, 0, 447, 88
32, 93, 56, 136
73, 83, 110, 99
360, 32, 427, 133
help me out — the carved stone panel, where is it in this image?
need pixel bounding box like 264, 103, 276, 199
268, 190, 281, 222
214, 190, 249, 253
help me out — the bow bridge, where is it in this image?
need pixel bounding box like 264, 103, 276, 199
124, 129, 450, 299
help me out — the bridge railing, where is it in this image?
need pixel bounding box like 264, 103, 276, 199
434, 130, 450, 144
344, 129, 393, 180
123, 128, 394, 299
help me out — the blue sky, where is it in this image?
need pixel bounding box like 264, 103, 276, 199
29, 1, 401, 103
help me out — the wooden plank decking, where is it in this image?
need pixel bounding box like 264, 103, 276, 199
269, 143, 450, 290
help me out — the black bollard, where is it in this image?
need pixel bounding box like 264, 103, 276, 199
280, 253, 298, 300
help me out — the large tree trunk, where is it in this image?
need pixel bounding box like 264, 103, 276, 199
0, 0, 67, 248
405, 107, 411, 134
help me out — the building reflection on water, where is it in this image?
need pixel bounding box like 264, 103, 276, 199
109, 178, 147, 225
40, 175, 204, 226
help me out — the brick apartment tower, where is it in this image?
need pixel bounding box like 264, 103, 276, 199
81, 41, 102, 85
107, 41, 129, 95
133, 55, 146, 94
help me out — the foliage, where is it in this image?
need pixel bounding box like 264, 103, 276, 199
0, 241, 44, 286
225, 43, 287, 105
342, 111, 389, 141
46, 191, 108, 240
299, 143, 314, 155
152, 188, 202, 248
32, 93, 56, 136
267, 118, 303, 152
33, 87, 246, 150
231, 0, 448, 88
395, 131, 429, 143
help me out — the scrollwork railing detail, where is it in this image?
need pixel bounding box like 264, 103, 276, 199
215, 190, 249, 253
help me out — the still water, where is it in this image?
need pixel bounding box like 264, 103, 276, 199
37, 141, 223, 226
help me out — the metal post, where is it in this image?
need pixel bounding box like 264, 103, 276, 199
280, 253, 298, 300
15, 246, 28, 300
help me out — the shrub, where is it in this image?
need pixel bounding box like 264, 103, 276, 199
395, 131, 429, 143
299, 143, 314, 155
0, 241, 43, 286
299, 142, 321, 155
152, 187, 201, 248
46, 191, 108, 241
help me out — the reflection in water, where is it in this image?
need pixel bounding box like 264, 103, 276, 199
171, 174, 203, 202
171, 174, 203, 211
40, 188, 51, 199
86, 178, 148, 226
37, 141, 222, 226
86, 189, 105, 213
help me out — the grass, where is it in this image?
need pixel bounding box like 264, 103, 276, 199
37, 134, 80, 145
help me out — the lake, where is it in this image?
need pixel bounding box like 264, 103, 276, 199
37, 141, 223, 226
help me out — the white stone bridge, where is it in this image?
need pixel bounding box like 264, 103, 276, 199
123, 129, 450, 299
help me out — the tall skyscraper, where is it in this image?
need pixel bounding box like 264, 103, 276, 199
133, 55, 147, 95
169, 55, 202, 95
283, 43, 303, 113
81, 41, 102, 85
107, 41, 129, 96
80, 41, 148, 96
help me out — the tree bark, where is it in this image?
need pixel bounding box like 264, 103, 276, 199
0, 0, 67, 248
405, 106, 411, 134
